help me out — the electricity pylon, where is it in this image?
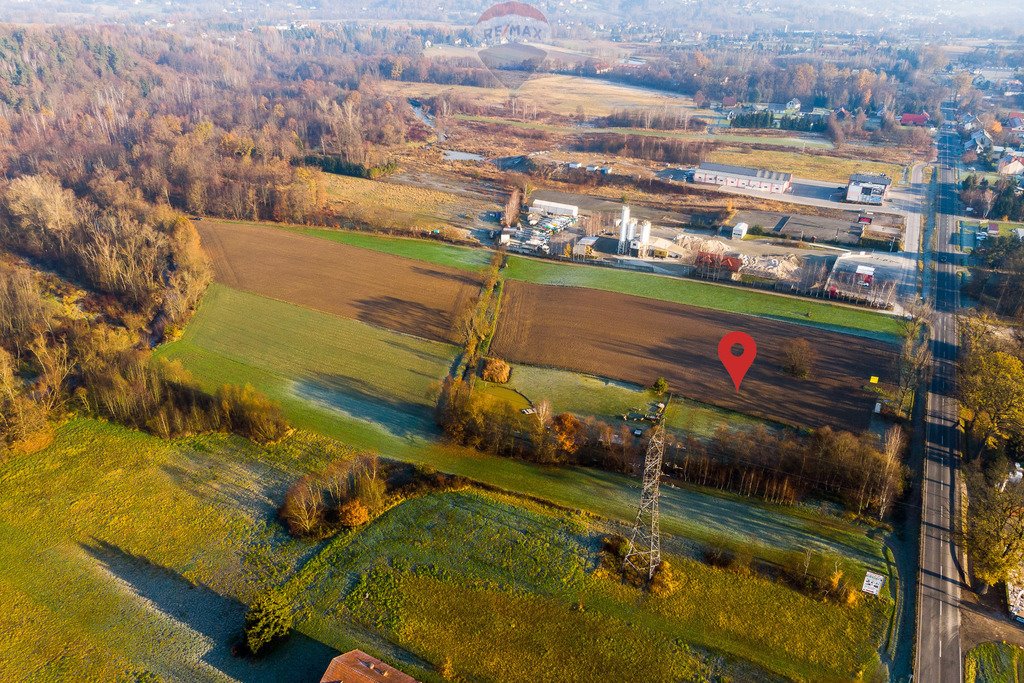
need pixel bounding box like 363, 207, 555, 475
623, 410, 666, 581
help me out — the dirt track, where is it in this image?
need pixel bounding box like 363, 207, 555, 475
491, 281, 894, 431
197, 220, 478, 343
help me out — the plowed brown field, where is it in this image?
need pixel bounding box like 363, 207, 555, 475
197, 220, 479, 343
491, 281, 894, 431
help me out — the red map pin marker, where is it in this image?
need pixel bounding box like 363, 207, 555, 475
718, 331, 757, 392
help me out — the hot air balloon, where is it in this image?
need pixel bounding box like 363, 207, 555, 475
473, 2, 551, 92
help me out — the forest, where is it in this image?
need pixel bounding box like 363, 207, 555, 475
0, 23, 444, 455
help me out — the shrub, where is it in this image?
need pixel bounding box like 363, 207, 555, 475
651, 376, 669, 394
650, 560, 681, 597
702, 546, 735, 568
217, 384, 289, 444
481, 357, 511, 383
355, 472, 387, 514
338, 499, 370, 528
280, 479, 324, 536
244, 589, 293, 656
781, 338, 815, 379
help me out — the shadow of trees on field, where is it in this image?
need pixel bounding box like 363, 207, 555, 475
157, 460, 282, 524
353, 295, 454, 343
410, 264, 482, 289
80, 539, 337, 682
294, 373, 440, 440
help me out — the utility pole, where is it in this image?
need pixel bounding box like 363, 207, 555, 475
624, 413, 666, 581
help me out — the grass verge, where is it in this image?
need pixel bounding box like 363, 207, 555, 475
965, 642, 1024, 683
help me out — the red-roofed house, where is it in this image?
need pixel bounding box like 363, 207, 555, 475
722, 95, 738, 108
899, 112, 931, 126
320, 650, 418, 683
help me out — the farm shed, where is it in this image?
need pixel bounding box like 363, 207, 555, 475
531, 199, 579, 218
321, 650, 418, 683
846, 173, 892, 206
693, 162, 792, 194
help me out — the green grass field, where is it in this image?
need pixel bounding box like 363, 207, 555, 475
296, 227, 493, 272
0, 418, 351, 681
158, 283, 458, 442
0, 419, 891, 681
503, 256, 903, 340
289, 490, 890, 682
966, 642, 1024, 683
503, 364, 770, 438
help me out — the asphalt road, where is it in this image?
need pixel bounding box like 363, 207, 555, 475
914, 113, 965, 683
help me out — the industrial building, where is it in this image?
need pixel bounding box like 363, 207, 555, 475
846, 173, 892, 205
530, 199, 578, 218
693, 162, 792, 194
572, 235, 600, 260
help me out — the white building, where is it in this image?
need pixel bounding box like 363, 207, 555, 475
846, 173, 892, 205
731, 222, 749, 239
693, 162, 792, 194
530, 199, 578, 218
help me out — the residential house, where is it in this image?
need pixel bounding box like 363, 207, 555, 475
320, 650, 418, 683
964, 129, 994, 155
959, 113, 980, 132
899, 112, 930, 126
786, 98, 802, 112
998, 153, 1024, 176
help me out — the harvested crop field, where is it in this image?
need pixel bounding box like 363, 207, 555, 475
197, 220, 479, 343
491, 282, 894, 431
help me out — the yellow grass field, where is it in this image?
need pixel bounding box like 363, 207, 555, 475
323, 173, 477, 231
383, 74, 716, 118
708, 147, 906, 184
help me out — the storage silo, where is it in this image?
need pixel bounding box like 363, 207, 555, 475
640, 220, 652, 246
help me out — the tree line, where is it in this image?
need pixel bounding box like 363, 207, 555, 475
436, 374, 907, 518
571, 134, 709, 165
958, 314, 1024, 589
730, 110, 827, 132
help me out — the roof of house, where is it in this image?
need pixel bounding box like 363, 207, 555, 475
849, 173, 892, 186
320, 651, 418, 683
696, 162, 792, 183
900, 113, 930, 124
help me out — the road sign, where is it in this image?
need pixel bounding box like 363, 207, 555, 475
862, 571, 885, 596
